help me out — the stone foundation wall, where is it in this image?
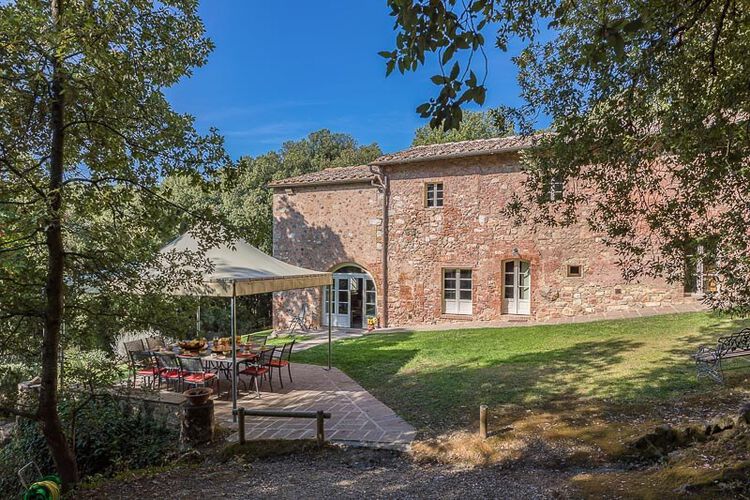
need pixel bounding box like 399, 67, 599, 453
115, 393, 182, 430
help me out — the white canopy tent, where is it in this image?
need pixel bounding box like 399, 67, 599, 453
158, 231, 333, 417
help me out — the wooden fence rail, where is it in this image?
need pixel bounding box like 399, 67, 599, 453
233, 408, 332, 446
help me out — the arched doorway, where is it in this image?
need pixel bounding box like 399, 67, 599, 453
502, 260, 531, 315
323, 264, 376, 328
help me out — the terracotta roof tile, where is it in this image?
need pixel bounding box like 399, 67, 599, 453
270, 135, 545, 188
268, 164, 376, 188
372, 135, 541, 165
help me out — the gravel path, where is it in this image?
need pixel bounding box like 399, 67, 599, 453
79, 448, 576, 499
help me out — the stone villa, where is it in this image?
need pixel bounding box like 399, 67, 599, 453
270, 136, 700, 329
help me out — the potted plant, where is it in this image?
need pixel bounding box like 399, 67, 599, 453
366, 316, 377, 332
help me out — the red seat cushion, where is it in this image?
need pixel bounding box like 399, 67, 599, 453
161, 369, 182, 379
240, 366, 268, 376
269, 360, 288, 367
184, 373, 216, 383
137, 367, 159, 376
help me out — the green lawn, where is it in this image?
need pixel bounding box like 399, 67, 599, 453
265, 334, 311, 347
294, 312, 750, 433
237, 330, 311, 347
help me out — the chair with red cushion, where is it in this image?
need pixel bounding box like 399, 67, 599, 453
154, 352, 182, 390
177, 356, 217, 393
124, 339, 156, 388
145, 336, 165, 351
239, 346, 276, 397
269, 340, 295, 388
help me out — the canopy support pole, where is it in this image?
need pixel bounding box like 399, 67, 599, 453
196, 299, 201, 336
231, 282, 237, 422
327, 284, 332, 371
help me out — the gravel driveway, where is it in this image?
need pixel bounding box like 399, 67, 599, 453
79, 448, 576, 499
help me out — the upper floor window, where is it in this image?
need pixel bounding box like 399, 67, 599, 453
540, 174, 564, 202
547, 175, 564, 201
425, 182, 444, 208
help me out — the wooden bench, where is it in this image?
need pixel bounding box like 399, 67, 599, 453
694, 328, 750, 383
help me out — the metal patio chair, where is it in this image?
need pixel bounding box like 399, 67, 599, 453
239, 346, 276, 397
289, 304, 308, 334
145, 336, 165, 351
269, 340, 295, 388
177, 356, 217, 392
154, 352, 182, 390
124, 339, 156, 388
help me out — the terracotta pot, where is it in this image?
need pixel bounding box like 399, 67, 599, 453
183, 387, 213, 406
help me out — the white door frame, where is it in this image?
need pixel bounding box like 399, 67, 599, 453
503, 260, 531, 315
334, 277, 351, 327
323, 271, 376, 328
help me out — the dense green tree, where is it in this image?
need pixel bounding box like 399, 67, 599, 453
227, 130, 381, 254
0, 0, 227, 489
383, 0, 750, 312
412, 108, 515, 146
167, 129, 382, 254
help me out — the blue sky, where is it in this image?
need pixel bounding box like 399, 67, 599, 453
165, 1, 537, 160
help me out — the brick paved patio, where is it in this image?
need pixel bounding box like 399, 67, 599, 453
215, 363, 416, 449
129, 306, 706, 450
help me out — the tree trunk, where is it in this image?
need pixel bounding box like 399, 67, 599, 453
38, 0, 79, 491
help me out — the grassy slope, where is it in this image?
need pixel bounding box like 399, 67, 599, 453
294, 312, 750, 433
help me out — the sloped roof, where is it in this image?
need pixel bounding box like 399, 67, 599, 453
268, 135, 544, 188
268, 164, 376, 188
371, 135, 540, 165
158, 231, 331, 296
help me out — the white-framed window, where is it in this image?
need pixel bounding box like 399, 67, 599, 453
684, 244, 718, 295
443, 268, 472, 315
425, 182, 444, 208
543, 174, 564, 201
365, 279, 377, 317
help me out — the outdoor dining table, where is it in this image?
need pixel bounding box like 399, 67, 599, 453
149, 344, 270, 399
202, 350, 261, 398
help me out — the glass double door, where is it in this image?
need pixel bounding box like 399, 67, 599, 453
323, 273, 376, 328
503, 260, 531, 315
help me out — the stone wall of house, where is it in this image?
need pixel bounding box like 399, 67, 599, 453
272, 182, 384, 329
384, 153, 687, 326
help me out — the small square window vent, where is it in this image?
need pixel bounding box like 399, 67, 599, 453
566, 265, 582, 278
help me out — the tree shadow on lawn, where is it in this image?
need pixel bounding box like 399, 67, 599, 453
666, 313, 750, 354
389, 337, 652, 434
297, 314, 750, 436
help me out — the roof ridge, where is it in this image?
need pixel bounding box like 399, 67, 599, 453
372, 133, 542, 166
269, 164, 376, 189
403, 134, 524, 151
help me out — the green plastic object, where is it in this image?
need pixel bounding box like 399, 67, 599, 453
23, 475, 61, 500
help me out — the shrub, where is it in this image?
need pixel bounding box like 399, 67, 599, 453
62, 347, 121, 392
0, 359, 38, 409
0, 396, 179, 495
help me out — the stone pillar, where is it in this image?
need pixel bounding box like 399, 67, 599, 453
180, 400, 215, 446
